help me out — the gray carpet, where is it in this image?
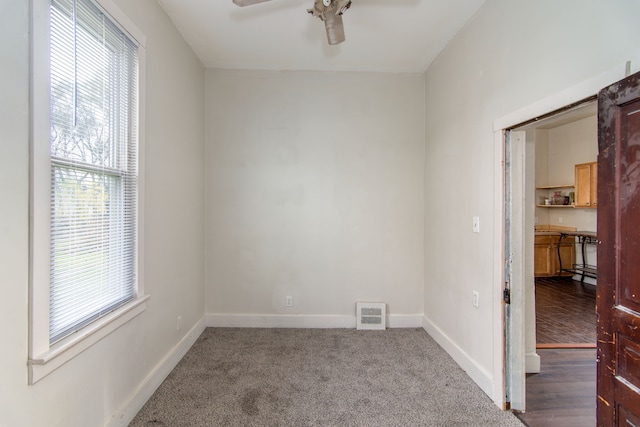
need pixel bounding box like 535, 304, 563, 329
130, 328, 524, 427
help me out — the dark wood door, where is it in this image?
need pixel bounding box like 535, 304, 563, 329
597, 71, 640, 426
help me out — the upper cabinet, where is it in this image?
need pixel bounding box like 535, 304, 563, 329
574, 161, 597, 208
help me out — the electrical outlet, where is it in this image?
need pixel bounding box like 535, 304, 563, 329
558, 217, 563, 224
285, 296, 293, 307
176, 316, 182, 331
472, 291, 479, 308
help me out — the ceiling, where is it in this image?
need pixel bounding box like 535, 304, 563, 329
156, 0, 486, 73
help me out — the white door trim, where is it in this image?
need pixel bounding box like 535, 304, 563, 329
505, 130, 527, 411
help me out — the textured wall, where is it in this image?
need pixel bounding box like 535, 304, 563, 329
205, 70, 425, 322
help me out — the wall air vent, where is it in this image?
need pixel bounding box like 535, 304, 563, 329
356, 302, 386, 330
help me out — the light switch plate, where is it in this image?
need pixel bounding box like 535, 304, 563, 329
473, 216, 480, 233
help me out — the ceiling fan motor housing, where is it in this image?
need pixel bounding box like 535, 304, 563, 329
308, 0, 352, 19
232, 0, 351, 45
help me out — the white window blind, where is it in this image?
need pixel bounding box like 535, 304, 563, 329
49, 0, 138, 344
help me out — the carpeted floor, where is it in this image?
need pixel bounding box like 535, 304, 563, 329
130, 328, 524, 427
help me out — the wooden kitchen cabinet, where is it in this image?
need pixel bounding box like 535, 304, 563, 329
534, 234, 576, 277
534, 236, 554, 276
574, 162, 597, 208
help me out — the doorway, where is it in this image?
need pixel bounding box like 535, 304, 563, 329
511, 102, 598, 427
516, 100, 598, 348
502, 99, 598, 416
495, 78, 611, 414
499, 68, 640, 426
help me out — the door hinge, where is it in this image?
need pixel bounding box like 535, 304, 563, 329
503, 288, 511, 304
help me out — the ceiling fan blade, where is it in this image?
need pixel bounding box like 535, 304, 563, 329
232, 0, 275, 6
324, 12, 345, 45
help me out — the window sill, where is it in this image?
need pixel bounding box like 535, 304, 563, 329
28, 295, 150, 384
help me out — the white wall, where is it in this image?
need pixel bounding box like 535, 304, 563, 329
544, 115, 598, 231
535, 115, 599, 280
205, 70, 425, 326
423, 0, 640, 403
0, 1, 205, 426
533, 129, 552, 226
547, 116, 598, 184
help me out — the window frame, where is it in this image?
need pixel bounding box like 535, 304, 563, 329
28, 0, 148, 384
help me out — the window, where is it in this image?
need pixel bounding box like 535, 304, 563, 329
49, 0, 138, 343
29, 0, 147, 383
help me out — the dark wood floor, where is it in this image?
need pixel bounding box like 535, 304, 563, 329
535, 277, 596, 345
516, 278, 597, 426
516, 348, 596, 427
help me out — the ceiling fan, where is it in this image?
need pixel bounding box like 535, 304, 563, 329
232, 0, 353, 45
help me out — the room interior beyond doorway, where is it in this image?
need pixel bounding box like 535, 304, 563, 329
517, 99, 598, 350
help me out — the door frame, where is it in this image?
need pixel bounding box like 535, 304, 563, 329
492, 63, 634, 409
504, 130, 527, 410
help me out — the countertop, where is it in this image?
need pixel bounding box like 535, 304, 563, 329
534, 229, 597, 238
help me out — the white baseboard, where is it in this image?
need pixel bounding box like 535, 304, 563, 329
205, 313, 424, 329
206, 314, 354, 328
422, 315, 495, 401
106, 317, 206, 427
526, 351, 541, 373
386, 314, 424, 328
